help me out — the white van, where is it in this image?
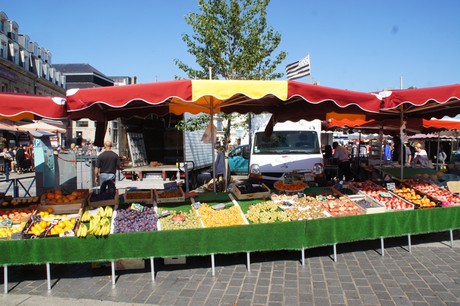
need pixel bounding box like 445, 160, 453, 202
248, 119, 325, 185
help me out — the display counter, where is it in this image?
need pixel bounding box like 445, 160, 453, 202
379, 166, 437, 179
1, 190, 459, 266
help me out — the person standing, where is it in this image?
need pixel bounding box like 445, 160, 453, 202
333, 141, 351, 181
413, 142, 429, 167
15, 145, 26, 174
94, 140, 121, 186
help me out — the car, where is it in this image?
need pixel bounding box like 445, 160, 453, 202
228, 144, 249, 174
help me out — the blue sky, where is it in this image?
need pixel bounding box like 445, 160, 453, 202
2, 0, 459, 92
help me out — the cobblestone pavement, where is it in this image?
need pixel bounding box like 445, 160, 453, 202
2, 233, 460, 306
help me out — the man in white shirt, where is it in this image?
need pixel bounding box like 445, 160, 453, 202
333, 141, 351, 181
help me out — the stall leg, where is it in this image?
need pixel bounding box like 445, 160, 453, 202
150, 257, 155, 282
111, 261, 116, 287
333, 244, 337, 262
301, 248, 305, 266
450, 229, 454, 248
4, 265, 7, 294
380, 237, 385, 257
211, 254, 215, 276
46, 263, 51, 291
407, 234, 412, 253
246, 252, 251, 272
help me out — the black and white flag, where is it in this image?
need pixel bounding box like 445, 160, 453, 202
286, 55, 311, 80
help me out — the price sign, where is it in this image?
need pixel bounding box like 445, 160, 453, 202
130, 203, 144, 212
386, 182, 396, 191
163, 182, 178, 192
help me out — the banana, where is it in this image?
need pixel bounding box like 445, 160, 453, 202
77, 223, 88, 238
99, 207, 105, 217
81, 211, 91, 222
87, 217, 98, 235
105, 206, 113, 218
80, 223, 88, 237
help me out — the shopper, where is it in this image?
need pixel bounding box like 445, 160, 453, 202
413, 142, 430, 167
1, 148, 13, 172
15, 145, 26, 174
332, 141, 351, 181
94, 140, 121, 186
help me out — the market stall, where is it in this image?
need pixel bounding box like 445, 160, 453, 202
1, 192, 459, 266
2, 82, 460, 294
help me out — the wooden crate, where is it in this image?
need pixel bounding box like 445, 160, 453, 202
87, 190, 119, 207
124, 189, 154, 204
347, 194, 386, 214
38, 202, 85, 215
154, 187, 185, 203
232, 183, 271, 200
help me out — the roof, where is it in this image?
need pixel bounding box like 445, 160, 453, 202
52, 63, 106, 76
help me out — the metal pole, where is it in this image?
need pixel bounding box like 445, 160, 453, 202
150, 257, 155, 282
246, 252, 251, 272
111, 261, 116, 287
4, 265, 7, 294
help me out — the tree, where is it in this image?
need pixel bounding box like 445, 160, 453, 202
174, 0, 287, 146
175, 0, 286, 80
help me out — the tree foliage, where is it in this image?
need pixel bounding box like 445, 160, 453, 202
174, 0, 287, 144
175, 0, 286, 80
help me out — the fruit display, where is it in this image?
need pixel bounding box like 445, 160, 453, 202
350, 181, 414, 211
78, 206, 114, 238
158, 209, 203, 230
22, 208, 80, 238
113, 205, 158, 233
0, 195, 40, 208
320, 197, 364, 217
195, 203, 247, 228
404, 179, 460, 207
274, 180, 307, 193
245, 201, 291, 223
25, 220, 51, 237
391, 186, 438, 208
47, 218, 77, 236
41, 189, 88, 205
0, 207, 37, 223
0, 223, 25, 239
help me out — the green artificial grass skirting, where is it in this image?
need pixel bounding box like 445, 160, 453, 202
1, 206, 459, 266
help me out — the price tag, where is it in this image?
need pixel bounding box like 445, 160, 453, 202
284, 176, 293, 184
386, 182, 396, 191
163, 182, 178, 192
0, 218, 12, 227
130, 203, 144, 212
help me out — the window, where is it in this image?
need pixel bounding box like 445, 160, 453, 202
76, 120, 89, 127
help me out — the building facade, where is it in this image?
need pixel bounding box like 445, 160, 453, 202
0, 11, 66, 95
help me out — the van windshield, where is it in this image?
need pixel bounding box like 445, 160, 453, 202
253, 131, 320, 154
